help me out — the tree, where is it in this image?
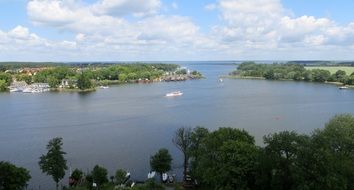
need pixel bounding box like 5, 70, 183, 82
0, 80, 7, 91
15, 74, 32, 84
150, 148, 172, 182
70, 169, 83, 187
172, 127, 192, 181
92, 165, 108, 187
77, 73, 93, 90
39, 137, 68, 190
115, 169, 127, 185
263, 131, 310, 190
0, 161, 31, 190
0, 72, 12, 86
119, 73, 127, 82
309, 114, 354, 189
191, 127, 257, 189
48, 76, 59, 88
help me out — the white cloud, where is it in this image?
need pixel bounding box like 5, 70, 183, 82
4, 0, 352, 61
91, 0, 161, 17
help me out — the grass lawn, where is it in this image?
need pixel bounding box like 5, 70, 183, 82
305, 66, 354, 75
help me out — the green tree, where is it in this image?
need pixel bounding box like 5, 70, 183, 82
0, 72, 12, 86
0, 80, 7, 91
309, 114, 354, 189
119, 73, 127, 82
70, 169, 83, 187
150, 148, 172, 182
0, 161, 31, 190
77, 73, 93, 90
39, 137, 68, 190
172, 127, 192, 181
189, 127, 209, 179
115, 169, 127, 185
48, 76, 60, 88
191, 128, 257, 190
15, 74, 32, 84
91, 165, 108, 187
263, 131, 309, 190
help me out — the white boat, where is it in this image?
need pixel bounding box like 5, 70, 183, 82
99, 86, 109, 89
339, 86, 349, 89
148, 171, 156, 179
165, 91, 183, 97
219, 78, 223, 82
162, 173, 168, 182
10, 88, 22, 92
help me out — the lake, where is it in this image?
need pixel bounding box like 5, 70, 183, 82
1, 62, 354, 189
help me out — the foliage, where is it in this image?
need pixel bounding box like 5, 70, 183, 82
190, 127, 258, 190
150, 148, 172, 181
233, 62, 354, 85
115, 169, 127, 185
0, 161, 31, 190
0, 80, 7, 91
15, 74, 32, 84
70, 169, 83, 187
77, 73, 93, 90
172, 127, 192, 181
48, 76, 60, 88
38, 137, 68, 190
0, 72, 12, 86
91, 165, 108, 187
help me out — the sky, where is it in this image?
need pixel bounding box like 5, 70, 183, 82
1, 0, 354, 61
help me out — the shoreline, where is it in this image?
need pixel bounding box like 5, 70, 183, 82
225, 75, 354, 89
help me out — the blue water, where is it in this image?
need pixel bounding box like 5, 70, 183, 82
1, 62, 354, 189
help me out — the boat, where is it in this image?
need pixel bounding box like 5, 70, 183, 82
162, 173, 168, 182
148, 171, 156, 179
99, 86, 109, 89
165, 91, 183, 97
219, 78, 223, 82
339, 86, 349, 89
10, 88, 22, 92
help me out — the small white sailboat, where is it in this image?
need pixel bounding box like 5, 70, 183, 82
165, 91, 183, 97
148, 171, 156, 179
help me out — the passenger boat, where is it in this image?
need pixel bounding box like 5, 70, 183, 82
165, 91, 183, 97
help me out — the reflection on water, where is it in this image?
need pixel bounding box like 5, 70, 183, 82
1, 63, 354, 189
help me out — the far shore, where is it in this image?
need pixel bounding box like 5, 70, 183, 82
222, 75, 354, 89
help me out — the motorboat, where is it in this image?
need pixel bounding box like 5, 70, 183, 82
165, 91, 183, 97
99, 86, 109, 89
339, 86, 349, 89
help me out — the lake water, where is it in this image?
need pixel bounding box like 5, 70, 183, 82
1, 63, 354, 189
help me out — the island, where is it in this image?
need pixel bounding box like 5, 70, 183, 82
229, 61, 354, 88
0, 62, 203, 93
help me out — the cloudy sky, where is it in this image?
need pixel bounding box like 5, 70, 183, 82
1, 0, 354, 61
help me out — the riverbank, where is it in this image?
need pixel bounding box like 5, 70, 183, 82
224, 74, 354, 89
1, 63, 204, 93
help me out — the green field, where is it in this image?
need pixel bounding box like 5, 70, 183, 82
305, 66, 354, 75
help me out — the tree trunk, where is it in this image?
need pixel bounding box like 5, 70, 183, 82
183, 154, 188, 181
160, 172, 163, 183
56, 182, 58, 190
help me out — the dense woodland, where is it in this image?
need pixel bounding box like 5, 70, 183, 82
231, 62, 354, 85
2, 114, 354, 190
